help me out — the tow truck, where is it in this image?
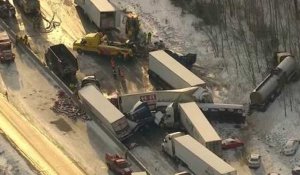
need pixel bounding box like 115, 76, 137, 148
73, 32, 135, 60
105, 153, 133, 175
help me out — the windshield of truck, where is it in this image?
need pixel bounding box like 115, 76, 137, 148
0, 44, 11, 51
118, 161, 129, 168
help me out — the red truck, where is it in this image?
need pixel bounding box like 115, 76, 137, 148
105, 153, 132, 175
0, 30, 14, 63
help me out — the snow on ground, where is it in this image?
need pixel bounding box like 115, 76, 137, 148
107, 0, 300, 174
0, 135, 36, 175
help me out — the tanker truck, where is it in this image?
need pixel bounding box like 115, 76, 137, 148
250, 55, 297, 111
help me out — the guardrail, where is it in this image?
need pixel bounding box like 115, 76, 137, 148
0, 19, 151, 175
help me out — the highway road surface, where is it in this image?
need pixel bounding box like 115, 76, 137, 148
0, 94, 85, 175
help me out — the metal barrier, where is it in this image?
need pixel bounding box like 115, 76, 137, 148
0, 19, 151, 175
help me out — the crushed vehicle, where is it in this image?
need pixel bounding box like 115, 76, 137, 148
0, 30, 15, 63
73, 32, 135, 60
105, 153, 132, 175
221, 138, 244, 150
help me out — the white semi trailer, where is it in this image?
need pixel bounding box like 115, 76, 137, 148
156, 102, 222, 156
109, 86, 212, 113
78, 84, 131, 140
148, 50, 206, 89
162, 133, 237, 175
74, 0, 120, 29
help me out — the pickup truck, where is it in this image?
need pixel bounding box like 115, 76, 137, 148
0, 30, 15, 63
105, 153, 132, 175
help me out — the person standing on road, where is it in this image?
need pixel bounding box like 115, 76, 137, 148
110, 57, 116, 70
117, 66, 121, 77
147, 32, 152, 45
143, 32, 147, 46
111, 58, 117, 79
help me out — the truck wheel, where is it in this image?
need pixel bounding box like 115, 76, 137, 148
77, 49, 83, 54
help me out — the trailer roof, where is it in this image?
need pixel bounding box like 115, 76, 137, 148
179, 102, 221, 142
149, 50, 205, 87
176, 135, 236, 174
90, 0, 116, 12
79, 85, 124, 123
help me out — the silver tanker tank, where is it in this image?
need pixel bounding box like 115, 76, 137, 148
250, 74, 281, 105
250, 56, 297, 108
276, 56, 296, 80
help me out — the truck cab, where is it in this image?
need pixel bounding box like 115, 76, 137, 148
0, 31, 15, 63
161, 132, 185, 157
73, 32, 105, 53
274, 52, 292, 65
155, 102, 187, 129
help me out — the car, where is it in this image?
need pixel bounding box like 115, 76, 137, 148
283, 139, 299, 156
292, 165, 300, 175
247, 153, 261, 169
221, 138, 244, 149
268, 173, 280, 175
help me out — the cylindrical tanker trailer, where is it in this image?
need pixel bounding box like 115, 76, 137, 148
250, 56, 297, 111
276, 56, 297, 81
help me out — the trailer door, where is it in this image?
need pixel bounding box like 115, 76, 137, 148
100, 12, 115, 29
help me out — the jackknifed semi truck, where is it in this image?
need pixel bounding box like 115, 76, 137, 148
155, 102, 222, 156
109, 86, 212, 114
148, 50, 206, 89
78, 84, 131, 140
162, 133, 237, 175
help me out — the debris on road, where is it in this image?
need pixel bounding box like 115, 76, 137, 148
51, 91, 90, 121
